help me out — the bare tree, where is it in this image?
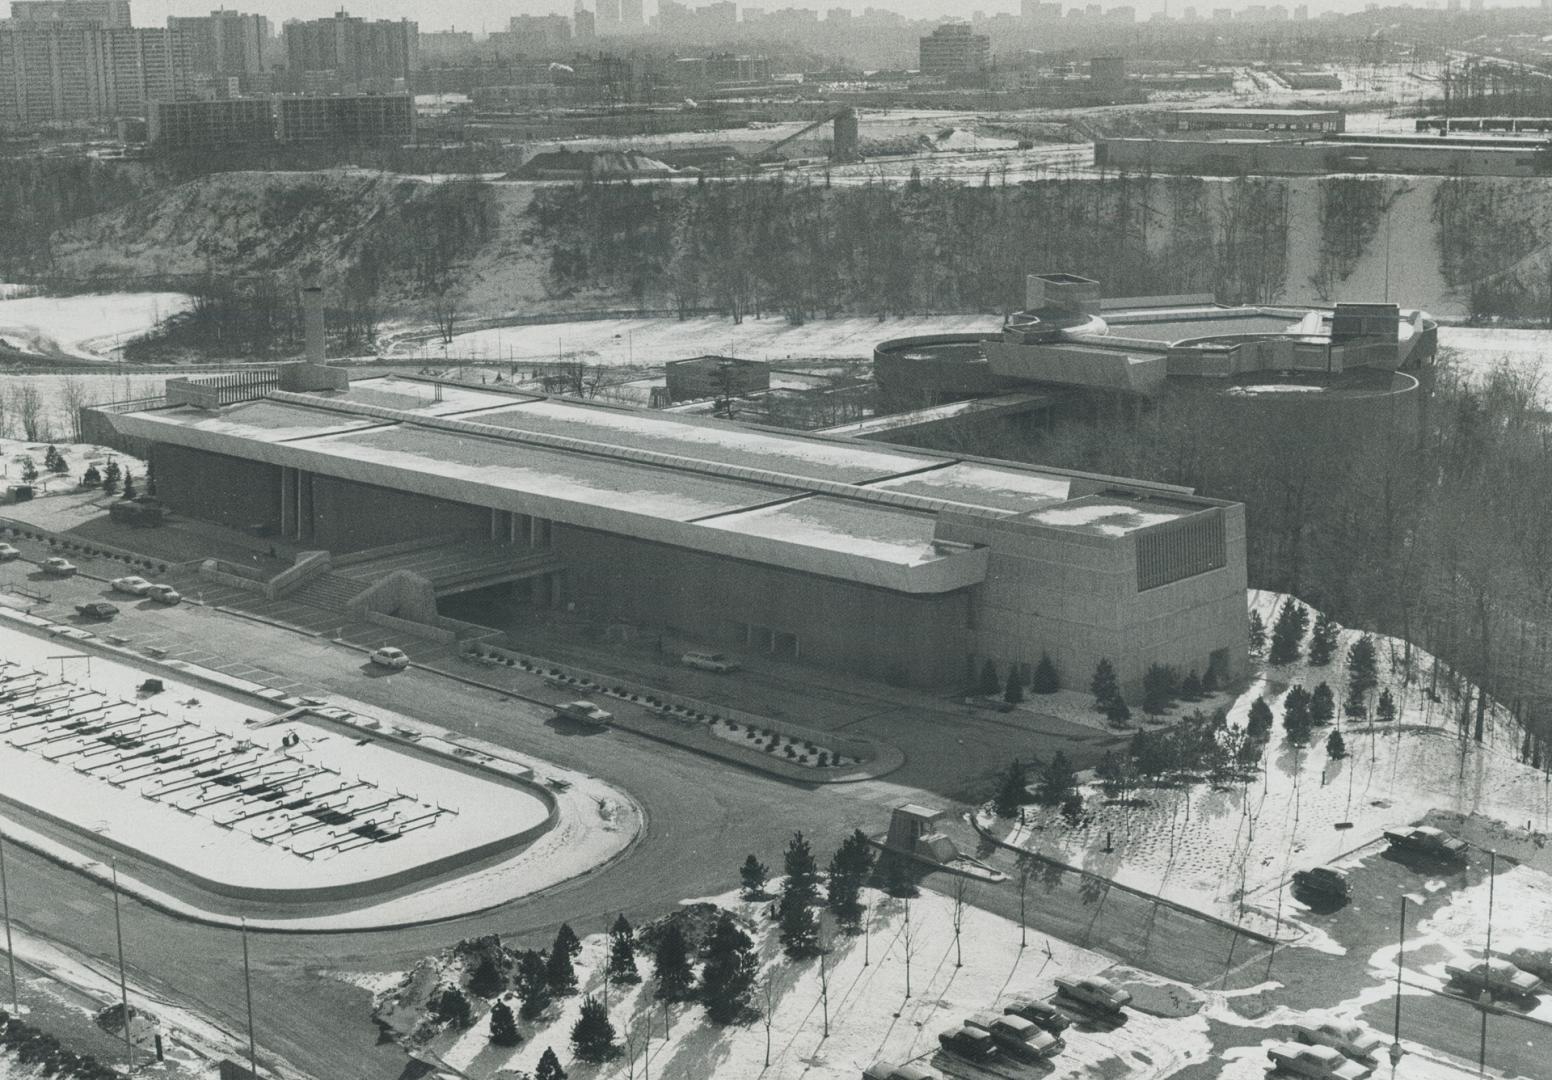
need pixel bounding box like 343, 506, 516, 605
762, 976, 775, 1067
56, 377, 87, 442
13, 383, 42, 441
901, 898, 919, 1000
951, 876, 972, 968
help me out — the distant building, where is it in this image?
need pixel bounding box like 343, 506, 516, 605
1089, 55, 1126, 94
417, 29, 474, 64
147, 95, 274, 148
665, 356, 770, 403
574, 3, 595, 40
1168, 107, 1344, 133
275, 92, 413, 143
918, 22, 989, 77
9, 0, 129, 27
0, 24, 192, 128
167, 10, 268, 77
490, 14, 571, 56
620, 0, 644, 26
596, 0, 621, 25
283, 11, 417, 89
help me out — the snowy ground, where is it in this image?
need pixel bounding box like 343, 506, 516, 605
0, 293, 190, 362
1438, 326, 1552, 402
977, 590, 1548, 937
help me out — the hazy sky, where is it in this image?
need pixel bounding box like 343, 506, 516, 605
121, 0, 1513, 34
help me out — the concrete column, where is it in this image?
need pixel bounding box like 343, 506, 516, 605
299, 472, 314, 543
280, 468, 297, 539
302, 286, 325, 363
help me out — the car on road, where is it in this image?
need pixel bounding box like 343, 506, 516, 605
144, 584, 181, 605
936, 1024, 996, 1063
1004, 997, 1072, 1034
1055, 974, 1132, 1014
1267, 1041, 1372, 1080
681, 650, 741, 673
1445, 958, 1544, 999
40, 557, 77, 577
965, 1012, 1062, 1061
0, 542, 19, 561
1292, 866, 1351, 902
368, 646, 410, 671
1502, 946, 1552, 983
1382, 825, 1467, 861
74, 602, 119, 620
862, 1063, 937, 1080
554, 700, 613, 727
1293, 1021, 1385, 1063
110, 575, 153, 595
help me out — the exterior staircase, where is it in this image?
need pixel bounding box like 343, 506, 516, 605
285, 571, 367, 611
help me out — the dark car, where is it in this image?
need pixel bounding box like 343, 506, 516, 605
1004, 998, 1072, 1034
75, 602, 119, 620
1383, 826, 1467, 861
1292, 866, 1351, 901
937, 1024, 997, 1063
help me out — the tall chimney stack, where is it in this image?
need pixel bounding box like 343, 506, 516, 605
302, 286, 325, 363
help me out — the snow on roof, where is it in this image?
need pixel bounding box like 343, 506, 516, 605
154, 400, 381, 441
869, 463, 1070, 513
306, 375, 535, 416
701, 496, 946, 567
1025, 497, 1192, 536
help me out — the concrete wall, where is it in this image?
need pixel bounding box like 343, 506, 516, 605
553, 524, 972, 687
307, 474, 487, 552
153, 443, 281, 533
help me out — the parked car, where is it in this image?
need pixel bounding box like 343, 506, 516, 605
1293, 1021, 1386, 1063
368, 646, 410, 671
936, 1024, 996, 1063
1445, 958, 1544, 999
41, 557, 77, 577
110, 575, 153, 596
554, 700, 613, 727
1004, 997, 1072, 1034
1501, 946, 1552, 984
74, 602, 118, 621
144, 584, 181, 605
0, 543, 19, 561
1292, 866, 1351, 902
681, 650, 741, 673
1267, 1041, 1372, 1080
1383, 826, 1467, 861
1055, 974, 1132, 1014
862, 1063, 937, 1080
965, 1012, 1062, 1062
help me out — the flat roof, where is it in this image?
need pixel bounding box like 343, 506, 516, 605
701, 495, 944, 567
1024, 494, 1195, 536
304, 375, 539, 417
1171, 107, 1342, 118
1096, 311, 1307, 343
869, 462, 1070, 513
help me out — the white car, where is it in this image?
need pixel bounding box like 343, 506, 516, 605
145, 584, 181, 605
1267, 1041, 1372, 1080
111, 575, 153, 595
1294, 1021, 1386, 1063
369, 646, 410, 671
41, 557, 77, 577
0, 543, 19, 561
682, 650, 741, 673
554, 700, 613, 726
1055, 974, 1132, 1014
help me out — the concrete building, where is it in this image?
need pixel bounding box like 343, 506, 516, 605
167, 9, 267, 77
147, 94, 273, 147
282, 11, 416, 90
1167, 107, 1344, 133
665, 356, 770, 403
918, 22, 989, 77
96, 365, 1248, 697
0, 23, 192, 128
274, 91, 413, 143
9, 0, 129, 27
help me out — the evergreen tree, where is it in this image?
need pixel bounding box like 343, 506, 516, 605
1247, 697, 1275, 742
1060, 791, 1084, 825
978, 659, 1000, 696
1090, 658, 1120, 710
545, 941, 577, 996
553, 923, 582, 961
652, 923, 695, 1001
18, 457, 37, 484
514, 951, 552, 1019
1248, 610, 1267, 656
143, 459, 156, 495
1003, 667, 1024, 705
1326, 730, 1347, 760
1309, 682, 1336, 727
1180, 670, 1203, 701
608, 914, 640, 984
992, 758, 1028, 818
570, 995, 617, 1063
120, 470, 136, 500
1308, 611, 1339, 666
739, 854, 769, 899
701, 913, 757, 1023
1030, 653, 1060, 694
429, 986, 473, 1028
1376, 688, 1397, 723
1104, 695, 1131, 727
1345, 682, 1368, 719
43, 445, 58, 470
535, 1046, 566, 1080
469, 954, 505, 998
782, 832, 820, 907
826, 849, 863, 927
488, 1000, 522, 1047
1142, 664, 1176, 715
47, 449, 68, 476
1347, 636, 1379, 695
1283, 686, 1313, 747
778, 891, 820, 956
80, 464, 101, 488
835, 828, 874, 883
1035, 750, 1077, 806
1268, 600, 1307, 665
102, 459, 121, 495
1131, 729, 1173, 778
882, 852, 918, 897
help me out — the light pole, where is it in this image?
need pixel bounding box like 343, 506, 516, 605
1391, 894, 1407, 1073
242, 918, 258, 1080
1479, 848, 1496, 1075
110, 860, 134, 1075
0, 828, 17, 1013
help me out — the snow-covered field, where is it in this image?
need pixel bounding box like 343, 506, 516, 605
977, 590, 1547, 935
0, 292, 189, 361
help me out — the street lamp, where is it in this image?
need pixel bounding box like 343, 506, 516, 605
1392, 893, 1407, 1068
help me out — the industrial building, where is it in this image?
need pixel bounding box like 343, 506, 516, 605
1167, 107, 1344, 132
94, 348, 1247, 698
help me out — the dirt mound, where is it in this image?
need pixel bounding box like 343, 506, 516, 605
509, 149, 678, 180
639, 901, 752, 955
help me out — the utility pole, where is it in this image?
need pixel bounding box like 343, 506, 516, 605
242, 918, 258, 1080
110, 860, 134, 1075
1479, 849, 1496, 1075
0, 828, 17, 1013
1391, 895, 1407, 1075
